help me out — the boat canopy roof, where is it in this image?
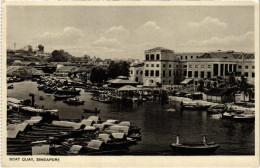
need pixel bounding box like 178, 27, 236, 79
98, 133, 111, 143
21, 106, 45, 113
7, 97, 22, 104
111, 133, 126, 139
87, 116, 101, 123
8, 102, 22, 108
7, 128, 20, 138
119, 121, 131, 127
8, 123, 29, 132
80, 119, 94, 126
84, 126, 96, 131
180, 78, 193, 85
32, 145, 50, 155
106, 119, 119, 124
93, 124, 105, 130
69, 145, 83, 154
107, 125, 129, 135
24, 116, 42, 125
52, 121, 83, 129
87, 140, 105, 150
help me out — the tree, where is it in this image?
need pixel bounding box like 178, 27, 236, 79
107, 61, 130, 79
27, 45, 33, 53
38, 44, 44, 52
228, 72, 236, 87
240, 74, 250, 104
48, 50, 70, 62
197, 79, 204, 92
90, 67, 108, 83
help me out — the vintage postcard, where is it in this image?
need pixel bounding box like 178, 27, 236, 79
1, 1, 259, 167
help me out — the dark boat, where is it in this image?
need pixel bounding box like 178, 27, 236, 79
55, 88, 81, 95
8, 85, 14, 89
169, 143, 219, 155
54, 94, 75, 101
63, 98, 85, 105
232, 113, 255, 122
83, 108, 101, 114
182, 103, 211, 110
207, 104, 227, 114
44, 87, 57, 93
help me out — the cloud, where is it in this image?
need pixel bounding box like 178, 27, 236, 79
92, 37, 122, 49
138, 21, 161, 31
187, 16, 227, 29
106, 26, 129, 34
182, 31, 254, 50
37, 27, 84, 46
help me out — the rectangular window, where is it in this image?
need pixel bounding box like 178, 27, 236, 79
176, 65, 179, 68
179, 65, 182, 68
163, 70, 165, 77
191, 56, 193, 59
136, 71, 138, 75
208, 65, 211, 68
145, 70, 149, 76
237, 72, 241, 76
146, 64, 149, 67
163, 64, 166, 68
131, 70, 133, 74
184, 71, 187, 76
150, 54, 154, 60
146, 54, 149, 60
185, 56, 187, 60
201, 65, 204, 68
213, 64, 219, 76
169, 71, 171, 77
195, 65, 198, 68
188, 71, 192, 77
245, 72, 248, 77
176, 71, 179, 76
150, 70, 154, 77
207, 72, 211, 78
252, 66, 255, 69
252, 72, 255, 78
245, 65, 249, 69
157, 64, 159, 67
189, 65, 192, 68
184, 65, 187, 68
229, 64, 232, 72
201, 71, 204, 78
156, 70, 159, 77
194, 71, 198, 78
151, 64, 154, 67
140, 71, 143, 74
238, 65, 242, 69
156, 54, 160, 60
220, 64, 224, 76
225, 64, 228, 75
169, 64, 172, 68
181, 56, 183, 60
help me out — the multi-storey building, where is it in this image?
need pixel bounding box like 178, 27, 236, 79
187, 51, 255, 85
142, 47, 179, 86
129, 48, 255, 87
129, 63, 144, 84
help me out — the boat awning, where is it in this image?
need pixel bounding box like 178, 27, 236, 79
87, 140, 104, 150
107, 125, 129, 135
119, 121, 131, 127
32, 145, 50, 155
80, 119, 94, 126
98, 133, 111, 143
84, 126, 96, 131
69, 145, 83, 154
111, 133, 126, 139
180, 79, 193, 85
87, 116, 101, 123
93, 124, 105, 130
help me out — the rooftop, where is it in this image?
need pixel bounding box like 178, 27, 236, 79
145, 47, 174, 53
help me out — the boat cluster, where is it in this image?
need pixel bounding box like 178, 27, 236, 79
7, 76, 24, 83
181, 101, 255, 122
7, 114, 142, 155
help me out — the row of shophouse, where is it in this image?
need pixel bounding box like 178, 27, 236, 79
129, 47, 255, 86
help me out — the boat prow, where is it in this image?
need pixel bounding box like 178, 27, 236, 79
169, 143, 220, 155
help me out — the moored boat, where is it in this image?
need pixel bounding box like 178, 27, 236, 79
63, 98, 85, 105
169, 143, 220, 155
83, 108, 101, 114
182, 103, 211, 110
54, 94, 75, 101
207, 104, 227, 114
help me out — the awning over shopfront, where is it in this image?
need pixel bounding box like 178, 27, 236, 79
180, 78, 193, 85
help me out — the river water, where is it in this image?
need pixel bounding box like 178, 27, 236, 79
7, 80, 255, 155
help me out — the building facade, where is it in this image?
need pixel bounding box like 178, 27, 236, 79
129, 63, 144, 84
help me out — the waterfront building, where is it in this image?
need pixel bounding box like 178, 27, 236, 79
55, 65, 77, 77
142, 47, 179, 86
129, 63, 144, 84
186, 51, 255, 85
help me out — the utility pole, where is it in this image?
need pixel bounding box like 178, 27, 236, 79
13, 42, 16, 51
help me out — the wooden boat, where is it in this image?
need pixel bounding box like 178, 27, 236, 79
222, 110, 244, 119
90, 96, 99, 101
8, 85, 14, 89
169, 143, 219, 155
44, 87, 57, 93
182, 104, 211, 110
63, 98, 85, 105
128, 133, 142, 140
232, 113, 255, 122
55, 88, 81, 95
207, 104, 227, 114
83, 108, 101, 114
54, 94, 75, 100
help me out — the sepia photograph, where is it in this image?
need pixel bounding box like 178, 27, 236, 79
1, 1, 259, 167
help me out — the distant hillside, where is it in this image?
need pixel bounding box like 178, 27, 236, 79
7, 55, 47, 65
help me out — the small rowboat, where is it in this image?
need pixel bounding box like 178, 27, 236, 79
233, 113, 255, 122
182, 104, 211, 110
83, 108, 101, 114
63, 98, 85, 105
169, 143, 219, 155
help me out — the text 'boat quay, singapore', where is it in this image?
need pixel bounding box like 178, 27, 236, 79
7, 47, 255, 155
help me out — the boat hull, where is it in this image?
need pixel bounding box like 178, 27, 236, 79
169, 144, 219, 155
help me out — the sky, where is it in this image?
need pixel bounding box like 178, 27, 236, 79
7, 6, 255, 59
